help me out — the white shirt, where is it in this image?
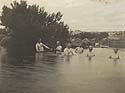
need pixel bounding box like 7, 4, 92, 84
64, 48, 75, 55
75, 47, 83, 54
110, 53, 120, 59
56, 45, 62, 51
87, 51, 95, 57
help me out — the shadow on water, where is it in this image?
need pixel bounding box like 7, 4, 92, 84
87, 57, 93, 63
0, 48, 64, 93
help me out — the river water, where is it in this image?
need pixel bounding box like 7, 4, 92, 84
0, 48, 125, 93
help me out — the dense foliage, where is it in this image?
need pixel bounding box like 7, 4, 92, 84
1, 0, 70, 55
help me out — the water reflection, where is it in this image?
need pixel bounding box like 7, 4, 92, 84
35, 53, 44, 62
87, 56, 93, 63
0, 48, 125, 93
63, 55, 72, 63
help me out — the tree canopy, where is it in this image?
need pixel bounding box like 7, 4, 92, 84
1, 0, 70, 55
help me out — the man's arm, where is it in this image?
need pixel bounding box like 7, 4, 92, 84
41, 43, 51, 50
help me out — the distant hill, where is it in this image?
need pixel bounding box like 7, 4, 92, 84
108, 31, 125, 40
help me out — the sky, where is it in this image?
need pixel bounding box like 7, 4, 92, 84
0, 0, 125, 32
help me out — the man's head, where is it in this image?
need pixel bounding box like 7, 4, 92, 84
67, 43, 71, 49
57, 41, 60, 45
89, 45, 93, 52
38, 38, 42, 43
114, 48, 119, 54
79, 44, 82, 47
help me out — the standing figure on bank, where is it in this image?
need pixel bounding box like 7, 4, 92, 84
35, 39, 51, 53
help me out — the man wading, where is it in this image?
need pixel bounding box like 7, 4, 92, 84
35, 39, 51, 53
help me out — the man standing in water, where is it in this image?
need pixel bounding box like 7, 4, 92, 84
35, 39, 51, 53
87, 46, 95, 61
64, 43, 75, 56
55, 41, 63, 54
109, 48, 120, 62
75, 44, 84, 54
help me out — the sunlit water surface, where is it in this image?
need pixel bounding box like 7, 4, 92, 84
0, 48, 125, 93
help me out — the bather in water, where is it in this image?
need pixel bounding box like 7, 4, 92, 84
109, 48, 120, 62
87, 46, 95, 61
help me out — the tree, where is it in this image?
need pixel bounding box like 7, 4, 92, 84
1, 0, 70, 56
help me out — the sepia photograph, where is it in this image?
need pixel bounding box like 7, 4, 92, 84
0, 0, 125, 93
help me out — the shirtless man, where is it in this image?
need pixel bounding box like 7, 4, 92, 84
35, 39, 51, 53
64, 43, 75, 56
109, 48, 120, 62
75, 45, 84, 54
55, 41, 63, 54
87, 46, 95, 61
